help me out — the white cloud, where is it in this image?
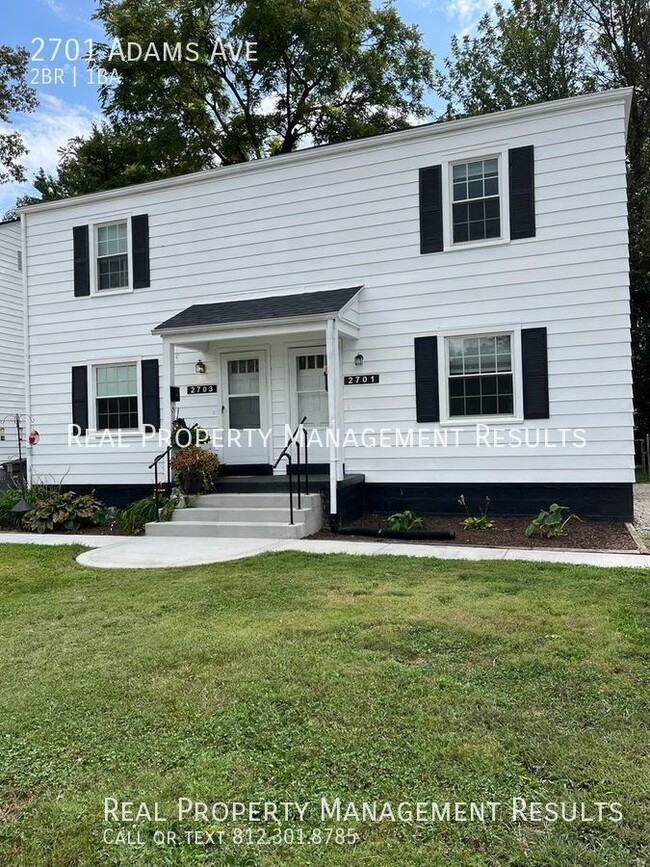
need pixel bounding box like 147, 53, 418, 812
445, 0, 496, 31
43, 0, 66, 15
0, 93, 99, 215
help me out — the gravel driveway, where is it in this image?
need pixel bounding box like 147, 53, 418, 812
634, 484, 650, 530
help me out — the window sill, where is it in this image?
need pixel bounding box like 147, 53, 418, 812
89, 286, 134, 297
445, 237, 509, 253
439, 416, 524, 427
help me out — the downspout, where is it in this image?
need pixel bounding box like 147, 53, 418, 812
325, 317, 338, 522
20, 214, 32, 488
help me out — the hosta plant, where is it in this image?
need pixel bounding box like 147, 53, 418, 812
387, 510, 426, 531
458, 494, 495, 530
22, 491, 105, 533
525, 503, 581, 538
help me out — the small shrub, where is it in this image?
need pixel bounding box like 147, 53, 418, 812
22, 491, 106, 534
458, 494, 494, 530
171, 446, 220, 494
0, 486, 75, 529
525, 503, 581, 538
387, 510, 426, 531
117, 495, 176, 535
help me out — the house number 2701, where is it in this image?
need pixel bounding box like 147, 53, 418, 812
344, 374, 380, 385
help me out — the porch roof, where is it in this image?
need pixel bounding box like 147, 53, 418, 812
152, 286, 362, 335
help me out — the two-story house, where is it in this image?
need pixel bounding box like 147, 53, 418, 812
18, 88, 635, 531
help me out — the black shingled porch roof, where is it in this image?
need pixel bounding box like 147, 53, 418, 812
153, 286, 362, 333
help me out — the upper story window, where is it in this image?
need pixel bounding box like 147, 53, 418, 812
96, 221, 129, 291
447, 333, 513, 417
95, 363, 139, 429
451, 158, 500, 244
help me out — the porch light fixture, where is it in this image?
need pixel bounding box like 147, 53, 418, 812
354, 353, 364, 367
194, 359, 206, 375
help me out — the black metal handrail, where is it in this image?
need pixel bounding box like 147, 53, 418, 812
148, 444, 173, 521
273, 416, 309, 525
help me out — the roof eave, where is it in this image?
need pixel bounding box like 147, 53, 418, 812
19, 88, 634, 216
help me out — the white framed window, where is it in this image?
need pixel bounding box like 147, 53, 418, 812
451, 156, 501, 244
93, 362, 140, 430
93, 219, 131, 293
295, 351, 328, 427
439, 327, 522, 424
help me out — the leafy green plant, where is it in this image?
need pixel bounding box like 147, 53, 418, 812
0, 485, 68, 529
171, 446, 220, 494
22, 491, 106, 534
387, 510, 426, 531
117, 495, 176, 535
458, 494, 494, 530
525, 503, 581, 538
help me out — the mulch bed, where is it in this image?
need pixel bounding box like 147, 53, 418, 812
312, 513, 639, 551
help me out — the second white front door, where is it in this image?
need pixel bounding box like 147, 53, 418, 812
289, 347, 329, 464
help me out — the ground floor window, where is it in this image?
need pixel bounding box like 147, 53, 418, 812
95, 363, 139, 429
447, 333, 514, 417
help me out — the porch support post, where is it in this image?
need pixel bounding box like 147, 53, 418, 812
160, 338, 176, 435
326, 318, 341, 518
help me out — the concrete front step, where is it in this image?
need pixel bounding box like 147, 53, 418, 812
145, 490, 323, 539
145, 520, 309, 539
172, 507, 311, 524
196, 492, 321, 509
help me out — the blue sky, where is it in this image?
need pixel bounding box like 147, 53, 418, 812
1, 0, 491, 215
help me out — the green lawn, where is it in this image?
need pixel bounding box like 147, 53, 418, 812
0, 545, 648, 866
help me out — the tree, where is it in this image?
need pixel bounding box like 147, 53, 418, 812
434, 0, 596, 118
34, 119, 211, 200
0, 45, 37, 184
92, 0, 434, 165
434, 0, 650, 434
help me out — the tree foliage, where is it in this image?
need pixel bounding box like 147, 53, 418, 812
92, 0, 433, 165
0, 45, 37, 184
435, 0, 650, 433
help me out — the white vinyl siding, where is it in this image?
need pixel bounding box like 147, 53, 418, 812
0, 221, 25, 463
22, 91, 633, 486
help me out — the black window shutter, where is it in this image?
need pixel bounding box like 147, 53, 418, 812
141, 359, 160, 430
414, 336, 440, 422
71, 366, 88, 434
131, 214, 150, 288
508, 146, 536, 239
73, 226, 90, 297
419, 166, 444, 254
522, 327, 549, 419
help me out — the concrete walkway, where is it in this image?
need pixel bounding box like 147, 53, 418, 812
0, 532, 647, 569
3, 532, 645, 570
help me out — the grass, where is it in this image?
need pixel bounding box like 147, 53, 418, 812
0, 545, 648, 866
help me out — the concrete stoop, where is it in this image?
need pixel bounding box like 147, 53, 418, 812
145, 492, 322, 540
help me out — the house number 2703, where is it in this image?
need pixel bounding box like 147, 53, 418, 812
187, 385, 217, 394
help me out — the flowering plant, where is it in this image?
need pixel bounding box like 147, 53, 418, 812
458, 494, 494, 530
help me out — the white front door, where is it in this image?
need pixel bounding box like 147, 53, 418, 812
289, 347, 329, 464
221, 351, 270, 465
